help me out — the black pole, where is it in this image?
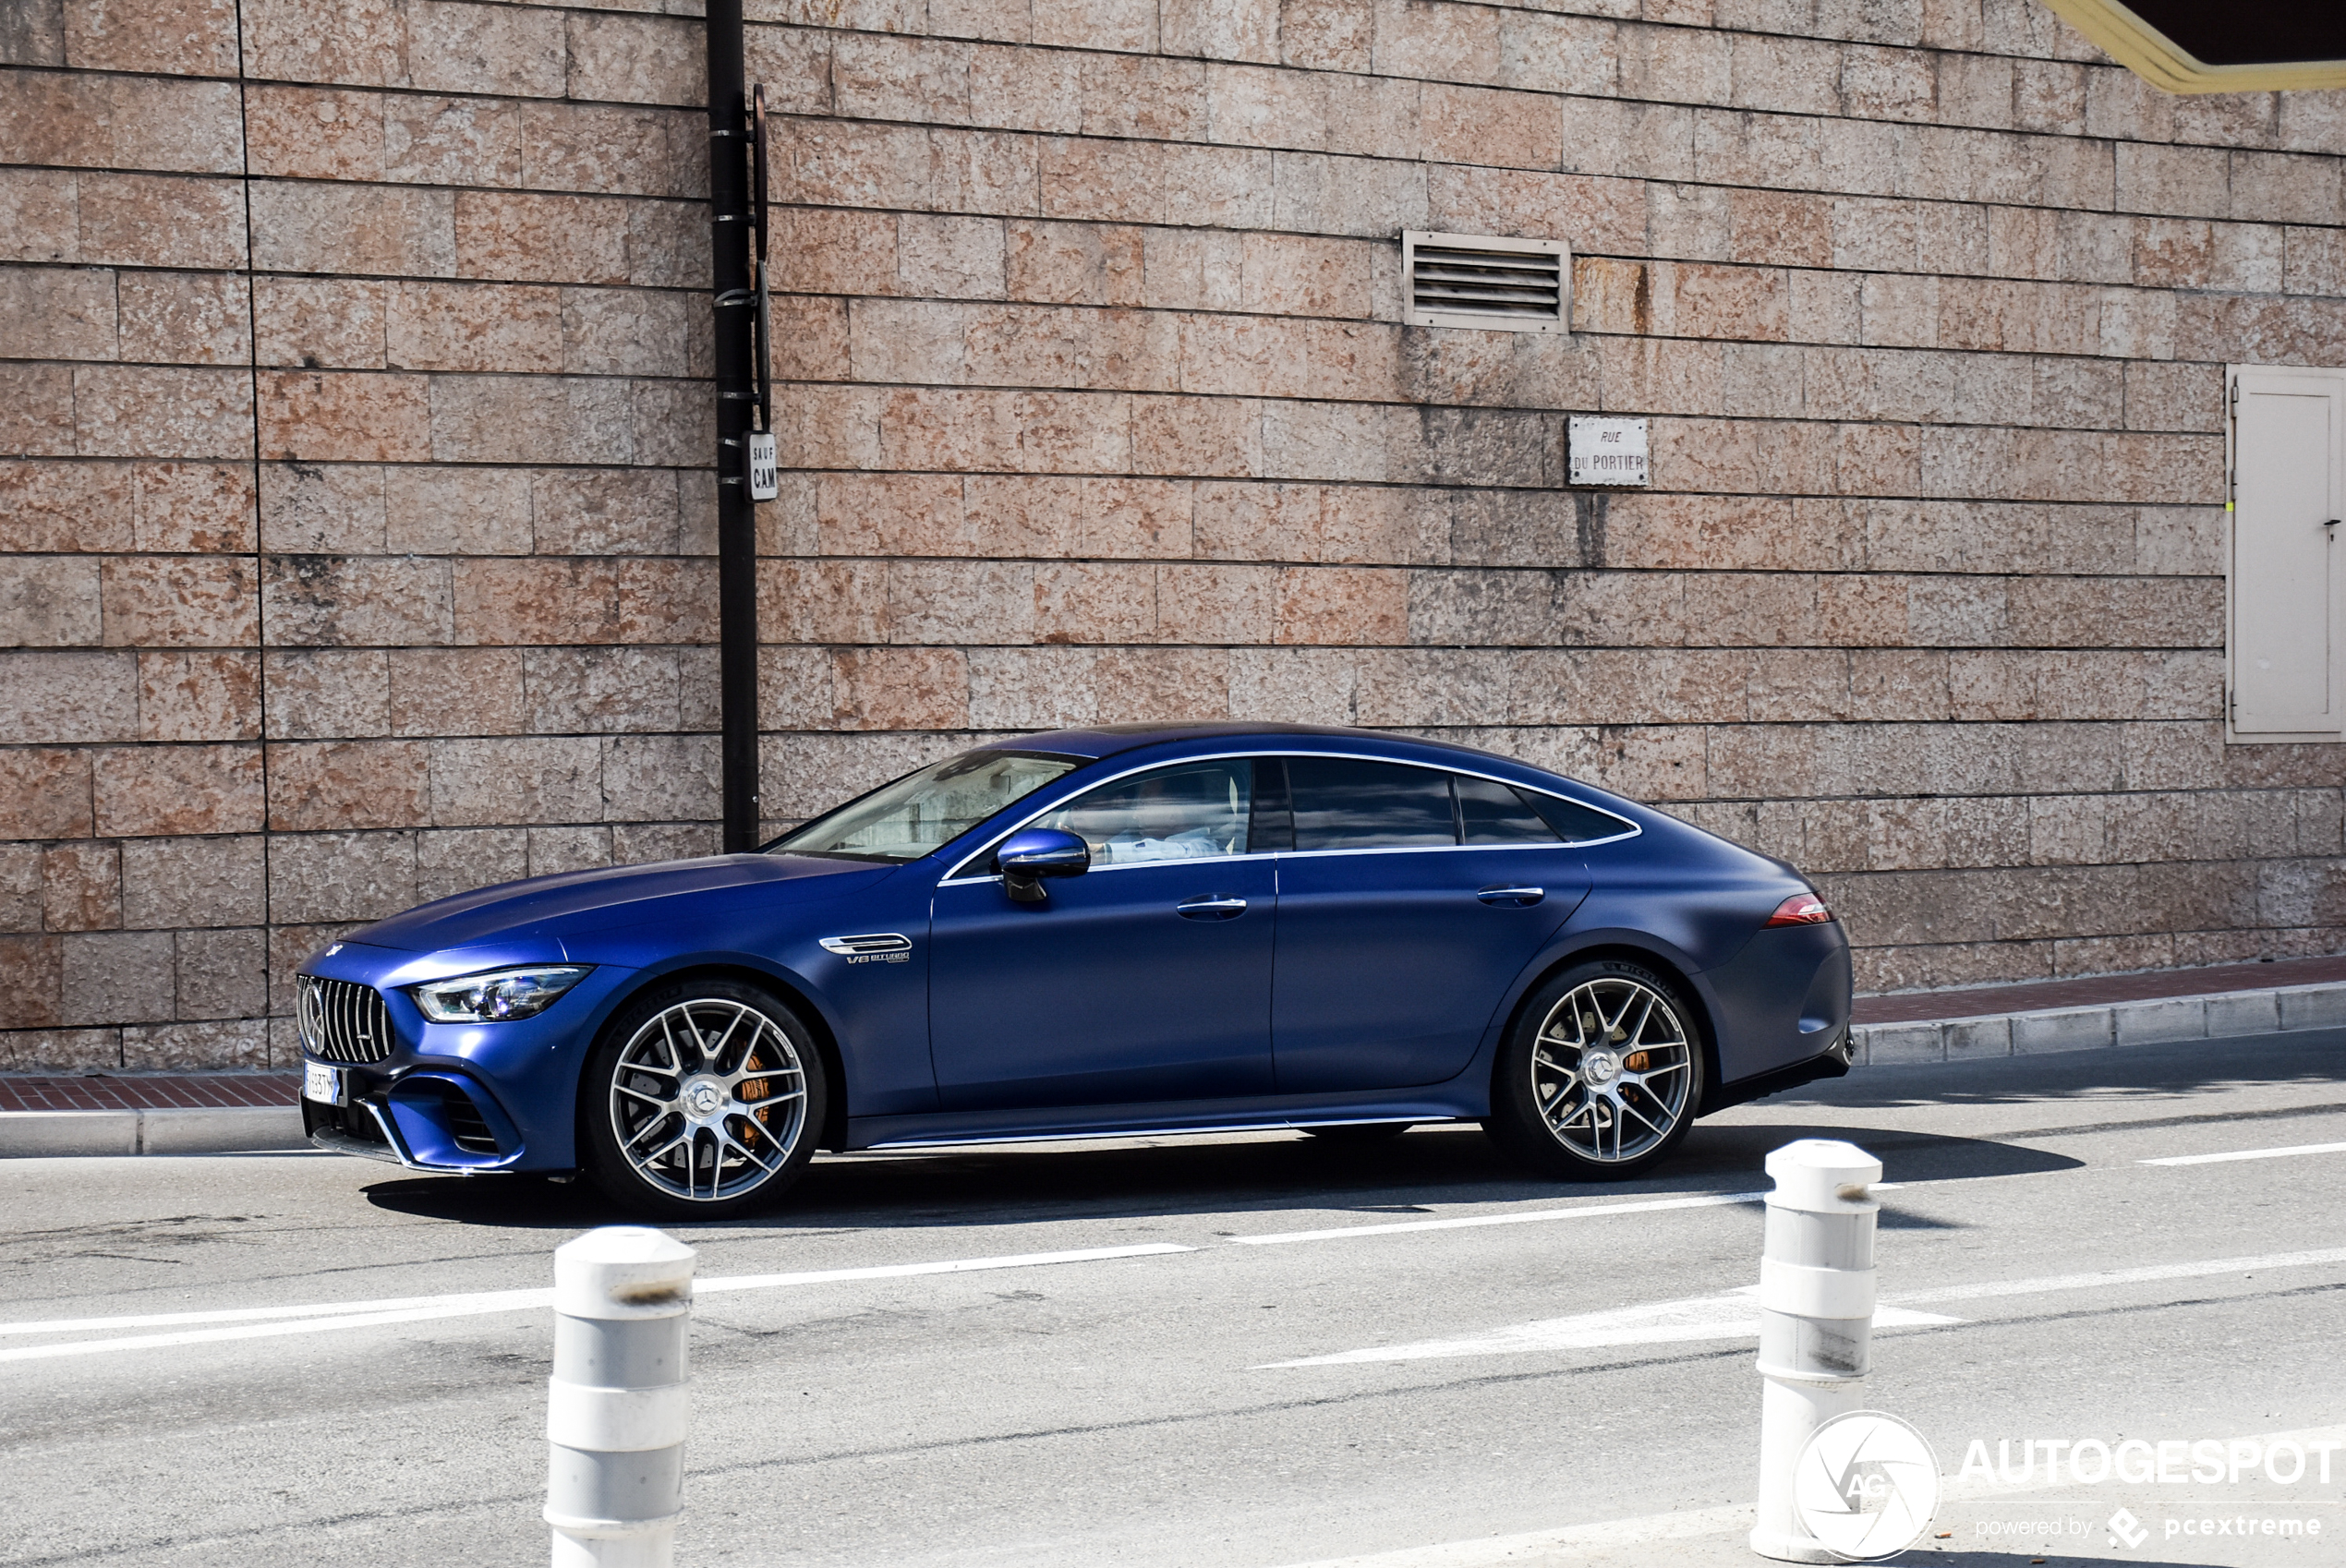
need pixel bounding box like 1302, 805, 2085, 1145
707, 0, 759, 852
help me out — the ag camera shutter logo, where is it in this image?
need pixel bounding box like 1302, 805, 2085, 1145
1793, 1410, 1941, 1561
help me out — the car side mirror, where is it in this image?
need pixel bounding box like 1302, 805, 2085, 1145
994, 827, 1089, 904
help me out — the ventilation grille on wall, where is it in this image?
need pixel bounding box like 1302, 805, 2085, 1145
1403, 231, 1569, 333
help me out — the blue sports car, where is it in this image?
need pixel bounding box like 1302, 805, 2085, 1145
296, 723, 1853, 1215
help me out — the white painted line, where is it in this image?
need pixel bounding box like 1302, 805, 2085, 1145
694, 1241, 1194, 1295
1268, 1245, 2346, 1369
2140, 1140, 2346, 1166
1234, 1190, 1768, 1246
0, 1287, 556, 1338
0, 1241, 1194, 1364
1882, 1245, 2346, 1306
1260, 1294, 1957, 1368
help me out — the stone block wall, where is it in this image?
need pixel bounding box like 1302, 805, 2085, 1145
6, 0, 2346, 1068
1, 0, 720, 1069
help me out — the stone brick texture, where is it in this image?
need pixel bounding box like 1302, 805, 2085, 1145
5, 0, 2346, 1067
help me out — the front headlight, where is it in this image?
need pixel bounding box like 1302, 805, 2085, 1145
409, 965, 591, 1023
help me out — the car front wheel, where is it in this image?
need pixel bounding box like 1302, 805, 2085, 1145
582, 979, 828, 1218
1485, 959, 1704, 1179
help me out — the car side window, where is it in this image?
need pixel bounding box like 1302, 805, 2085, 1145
1288, 757, 1457, 850
1032, 759, 1253, 865
1518, 790, 1634, 844
1456, 775, 1564, 845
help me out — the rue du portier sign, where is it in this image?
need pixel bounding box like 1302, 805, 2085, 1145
1567, 415, 1649, 487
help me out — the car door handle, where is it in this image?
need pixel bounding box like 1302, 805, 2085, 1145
1177, 895, 1249, 920
1477, 886, 1545, 906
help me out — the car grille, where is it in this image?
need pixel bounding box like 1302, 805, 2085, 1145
299, 975, 397, 1064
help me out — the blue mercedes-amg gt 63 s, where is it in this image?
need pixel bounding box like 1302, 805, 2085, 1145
296, 722, 1853, 1215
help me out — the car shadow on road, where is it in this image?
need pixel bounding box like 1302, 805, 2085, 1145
358, 1117, 2076, 1234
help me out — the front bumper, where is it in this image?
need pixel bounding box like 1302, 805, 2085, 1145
296, 944, 639, 1174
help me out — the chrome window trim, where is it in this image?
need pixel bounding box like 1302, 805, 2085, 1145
934, 747, 1639, 886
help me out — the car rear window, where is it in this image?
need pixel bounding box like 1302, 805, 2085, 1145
1288, 757, 1457, 850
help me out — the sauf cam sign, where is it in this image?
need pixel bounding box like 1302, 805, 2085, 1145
1567, 416, 1649, 487
746, 430, 779, 501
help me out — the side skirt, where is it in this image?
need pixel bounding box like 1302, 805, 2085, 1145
846, 1090, 1481, 1152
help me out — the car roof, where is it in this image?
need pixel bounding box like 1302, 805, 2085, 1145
973, 721, 1406, 760
974, 722, 1526, 767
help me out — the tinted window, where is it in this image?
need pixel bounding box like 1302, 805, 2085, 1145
1288, 757, 1457, 850
1034, 759, 1252, 865
769, 751, 1077, 862
1520, 790, 1633, 844
1456, 775, 1563, 845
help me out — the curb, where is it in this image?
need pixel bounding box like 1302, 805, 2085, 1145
1850, 980, 2346, 1066
0, 1106, 307, 1158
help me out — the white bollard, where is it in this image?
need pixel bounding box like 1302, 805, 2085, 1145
547, 1226, 695, 1568
1749, 1139, 1882, 1563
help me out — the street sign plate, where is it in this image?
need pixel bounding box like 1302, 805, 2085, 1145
1568, 415, 1649, 487
747, 430, 778, 501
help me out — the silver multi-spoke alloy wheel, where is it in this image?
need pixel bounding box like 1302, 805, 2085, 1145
607, 997, 807, 1203
1528, 976, 1695, 1164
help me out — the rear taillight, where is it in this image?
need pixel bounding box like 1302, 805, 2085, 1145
1765, 893, 1833, 927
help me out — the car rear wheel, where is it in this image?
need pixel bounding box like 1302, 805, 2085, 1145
1485, 959, 1704, 1179
582, 979, 828, 1218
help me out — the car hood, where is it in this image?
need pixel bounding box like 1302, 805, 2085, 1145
355, 854, 900, 954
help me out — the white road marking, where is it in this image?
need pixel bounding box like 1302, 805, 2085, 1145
1260, 1294, 1957, 1367
0, 1287, 556, 1338
2141, 1140, 2346, 1166
1266, 1245, 2346, 1369
0, 1241, 1193, 1364
1881, 1245, 2346, 1306
1234, 1190, 1768, 1246
694, 1242, 1193, 1296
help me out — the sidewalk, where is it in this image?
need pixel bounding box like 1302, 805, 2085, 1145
0, 1071, 304, 1157
1847, 953, 2346, 1065
4, 956, 2343, 1157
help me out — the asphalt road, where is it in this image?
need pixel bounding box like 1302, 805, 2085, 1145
5, 1034, 2346, 1568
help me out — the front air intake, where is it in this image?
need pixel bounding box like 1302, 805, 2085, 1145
298, 975, 397, 1064
1403, 231, 1569, 332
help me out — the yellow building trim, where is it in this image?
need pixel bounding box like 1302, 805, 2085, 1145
2039, 0, 2346, 93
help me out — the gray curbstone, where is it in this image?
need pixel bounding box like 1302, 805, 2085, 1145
1852, 979, 2346, 1069
2115, 995, 2207, 1046
2013, 1007, 2114, 1054
1942, 1016, 2013, 1060
2279, 983, 2346, 1031
0, 1105, 304, 1158
2204, 990, 2279, 1038
1861, 1021, 1944, 1066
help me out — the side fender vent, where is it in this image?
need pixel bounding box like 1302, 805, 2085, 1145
1403, 231, 1568, 333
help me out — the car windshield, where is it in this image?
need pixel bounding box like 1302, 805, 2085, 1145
766, 751, 1081, 862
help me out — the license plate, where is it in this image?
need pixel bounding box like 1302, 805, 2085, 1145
302, 1060, 345, 1106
